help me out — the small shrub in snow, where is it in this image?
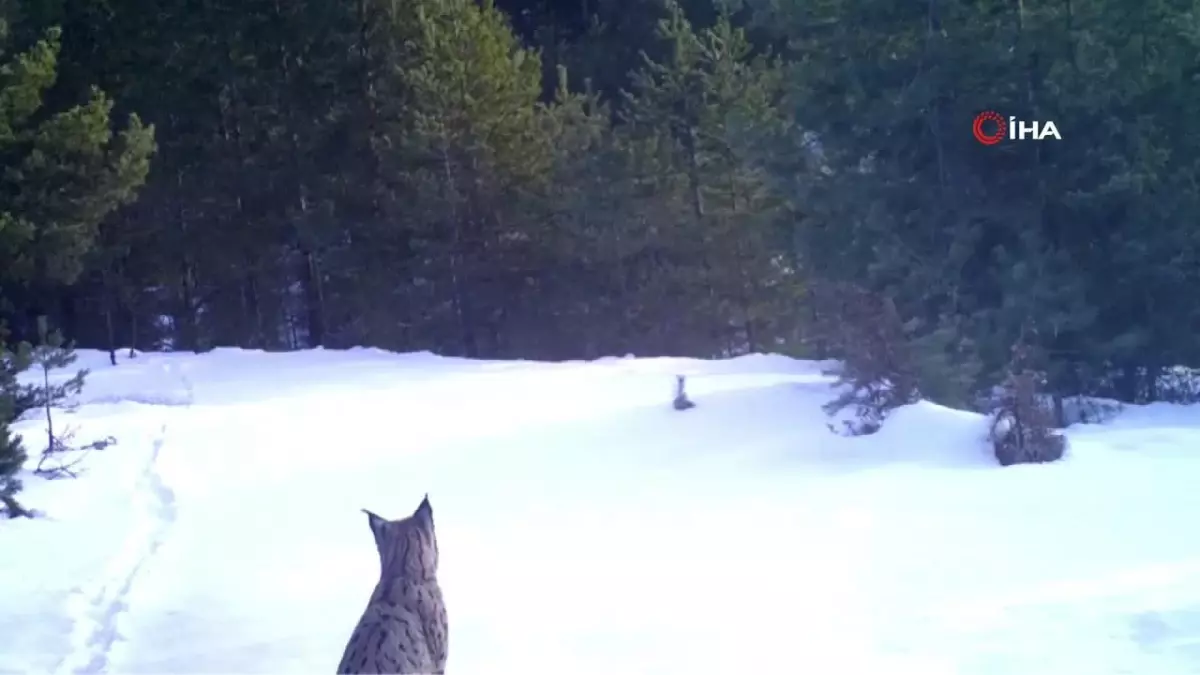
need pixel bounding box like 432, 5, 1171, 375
813, 284, 918, 435
989, 339, 1065, 467
1154, 366, 1200, 404
27, 320, 103, 480
672, 375, 695, 410
813, 283, 979, 436
1, 319, 98, 518
1058, 395, 1121, 426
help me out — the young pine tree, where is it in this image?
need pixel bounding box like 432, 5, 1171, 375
28, 317, 88, 474
0, 335, 32, 518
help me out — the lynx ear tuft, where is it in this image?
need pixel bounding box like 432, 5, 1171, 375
414, 494, 433, 523
363, 509, 387, 539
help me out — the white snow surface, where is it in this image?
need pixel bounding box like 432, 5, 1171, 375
3, 347, 1200, 674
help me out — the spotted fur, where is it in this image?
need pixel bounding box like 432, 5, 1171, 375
337, 495, 448, 674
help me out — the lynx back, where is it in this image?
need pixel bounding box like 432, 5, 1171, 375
336, 495, 447, 674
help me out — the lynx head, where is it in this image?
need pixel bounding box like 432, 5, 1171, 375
363, 495, 439, 580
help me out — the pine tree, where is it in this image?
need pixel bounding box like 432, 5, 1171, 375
532, 65, 654, 357
742, 0, 1200, 421
0, 19, 154, 308
617, 2, 798, 355
366, 0, 551, 356
0, 13, 146, 514
0, 331, 31, 518
27, 316, 91, 478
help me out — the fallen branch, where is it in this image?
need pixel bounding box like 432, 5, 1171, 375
33, 429, 117, 480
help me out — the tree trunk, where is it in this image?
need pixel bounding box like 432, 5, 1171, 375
174, 168, 200, 353
299, 248, 326, 348
103, 276, 117, 366
178, 259, 199, 352
128, 309, 138, 357
439, 137, 478, 358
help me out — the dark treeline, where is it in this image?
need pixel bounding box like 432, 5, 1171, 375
2, 0, 1199, 415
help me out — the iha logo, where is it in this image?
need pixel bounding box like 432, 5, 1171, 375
972, 110, 1061, 145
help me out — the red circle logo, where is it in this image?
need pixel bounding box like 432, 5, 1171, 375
973, 111, 1006, 145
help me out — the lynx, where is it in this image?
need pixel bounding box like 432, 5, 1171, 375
337, 495, 448, 674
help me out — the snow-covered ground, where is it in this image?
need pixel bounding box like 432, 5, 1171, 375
4, 347, 1200, 674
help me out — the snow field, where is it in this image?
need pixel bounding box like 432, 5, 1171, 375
2, 348, 1200, 673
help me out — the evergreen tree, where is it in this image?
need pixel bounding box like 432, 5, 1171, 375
745, 0, 1200, 429
533, 66, 646, 356
366, 0, 551, 356
617, 2, 798, 355
27, 316, 90, 478
0, 12, 148, 512
0, 18, 154, 329
0, 332, 31, 518
0, 0, 1193, 448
